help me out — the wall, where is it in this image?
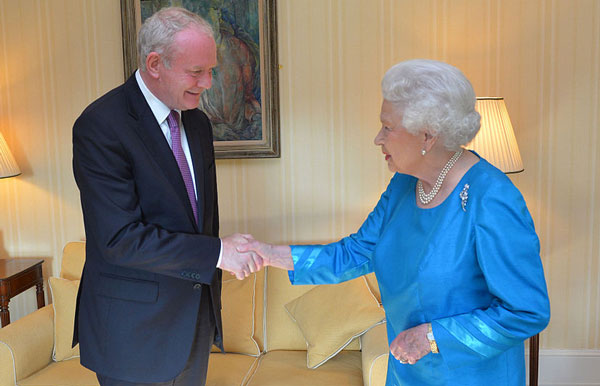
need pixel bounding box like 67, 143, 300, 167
0, 0, 123, 319
0, 0, 599, 350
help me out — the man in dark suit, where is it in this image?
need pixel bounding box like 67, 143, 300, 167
72, 7, 261, 386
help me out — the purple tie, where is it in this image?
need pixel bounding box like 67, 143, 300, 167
166, 110, 198, 224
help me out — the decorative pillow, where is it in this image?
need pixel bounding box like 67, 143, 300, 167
212, 274, 260, 356
48, 277, 80, 361
284, 276, 385, 369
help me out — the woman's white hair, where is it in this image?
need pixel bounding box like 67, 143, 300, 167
381, 59, 481, 150
137, 7, 214, 71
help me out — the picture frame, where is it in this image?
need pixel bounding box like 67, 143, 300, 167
120, 0, 280, 159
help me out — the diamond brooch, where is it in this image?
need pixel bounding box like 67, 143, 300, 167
460, 184, 470, 212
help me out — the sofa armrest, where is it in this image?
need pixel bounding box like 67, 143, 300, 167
360, 322, 389, 386
0, 306, 54, 386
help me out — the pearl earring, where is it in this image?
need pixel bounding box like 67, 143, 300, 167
421, 149, 426, 156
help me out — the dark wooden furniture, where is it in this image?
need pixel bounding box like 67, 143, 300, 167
529, 333, 540, 386
0, 258, 45, 327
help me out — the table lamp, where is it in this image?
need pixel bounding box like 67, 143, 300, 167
0, 132, 20, 179
466, 97, 524, 174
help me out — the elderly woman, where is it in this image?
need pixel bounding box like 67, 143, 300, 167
240, 59, 550, 385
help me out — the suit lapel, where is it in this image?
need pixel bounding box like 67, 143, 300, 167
123, 75, 199, 230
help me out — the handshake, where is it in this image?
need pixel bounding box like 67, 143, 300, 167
218, 233, 293, 280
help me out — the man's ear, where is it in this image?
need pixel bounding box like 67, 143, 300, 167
145, 52, 161, 79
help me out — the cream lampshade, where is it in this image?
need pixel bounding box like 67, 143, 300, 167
0, 132, 21, 179
466, 97, 524, 174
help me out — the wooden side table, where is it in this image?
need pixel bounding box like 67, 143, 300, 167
0, 258, 45, 327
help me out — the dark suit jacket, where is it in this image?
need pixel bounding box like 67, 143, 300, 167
72, 74, 223, 383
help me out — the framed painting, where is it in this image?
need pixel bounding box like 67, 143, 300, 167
121, 0, 280, 159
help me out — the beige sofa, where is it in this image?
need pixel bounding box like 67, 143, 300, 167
0, 242, 390, 386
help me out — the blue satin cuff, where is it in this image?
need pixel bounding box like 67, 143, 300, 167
289, 244, 323, 284
436, 318, 503, 359
293, 245, 321, 270
470, 314, 516, 347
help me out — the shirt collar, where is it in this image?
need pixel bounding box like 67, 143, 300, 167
135, 69, 180, 125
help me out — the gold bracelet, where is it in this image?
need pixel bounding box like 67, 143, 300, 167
427, 323, 439, 354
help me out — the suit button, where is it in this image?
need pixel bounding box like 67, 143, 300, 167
193, 283, 202, 290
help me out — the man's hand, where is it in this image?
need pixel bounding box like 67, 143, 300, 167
236, 240, 294, 271
389, 323, 432, 365
219, 234, 264, 280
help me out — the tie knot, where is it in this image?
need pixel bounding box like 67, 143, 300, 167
167, 110, 180, 132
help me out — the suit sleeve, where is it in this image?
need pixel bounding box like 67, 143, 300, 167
432, 180, 550, 369
73, 108, 221, 284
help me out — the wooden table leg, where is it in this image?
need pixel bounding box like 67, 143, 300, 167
0, 295, 10, 327
35, 282, 45, 308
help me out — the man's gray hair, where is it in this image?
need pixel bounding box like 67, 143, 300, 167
137, 7, 214, 71
381, 59, 481, 150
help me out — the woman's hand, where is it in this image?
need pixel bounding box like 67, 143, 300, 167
389, 323, 432, 365
236, 239, 294, 271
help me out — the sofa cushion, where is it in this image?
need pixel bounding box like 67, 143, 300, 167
264, 268, 317, 351
18, 358, 98, 386
61, 242, 85, 281
211, 273, 261, 356
284, 276, 385, 368
48, 277, 80, 361
206, 353, 260, 386
246, 350, 363, 386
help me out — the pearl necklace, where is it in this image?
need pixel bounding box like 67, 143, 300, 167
417, 149, 464, 205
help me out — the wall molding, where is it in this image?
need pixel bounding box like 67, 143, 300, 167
526, 349, 600, 386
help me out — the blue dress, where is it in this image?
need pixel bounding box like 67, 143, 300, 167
289, 157, 550, 386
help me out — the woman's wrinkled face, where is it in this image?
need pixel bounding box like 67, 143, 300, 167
374, 100, 423, 174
